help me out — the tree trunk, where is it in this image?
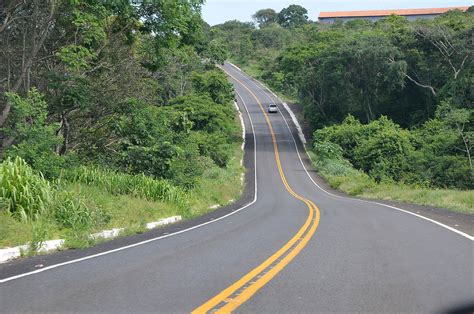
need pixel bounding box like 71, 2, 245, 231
58, 113, 70, 155
0, 0, 56, 129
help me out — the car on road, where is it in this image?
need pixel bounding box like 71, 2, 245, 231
268, 104, 278, 113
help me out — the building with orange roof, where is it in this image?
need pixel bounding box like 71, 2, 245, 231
318, 6, 469, 23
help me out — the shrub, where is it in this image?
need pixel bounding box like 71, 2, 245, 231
354, 122, 414, 182
313, 115, 366, 160
187, 131, 233, 168
3, 89, 64, 179
313, 140, 345, 161
170, 94, 237, 138
313, 141, 358, 176
314, 116, 415, 183
308, 147, 374, 194
5, 139, 67, 180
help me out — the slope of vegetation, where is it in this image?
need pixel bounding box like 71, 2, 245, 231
0, 0, 244, 251
208, 5, 473, 212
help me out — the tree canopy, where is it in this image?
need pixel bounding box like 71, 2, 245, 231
253, 8, 278, 28
277, 4, 308, 28
0, 0, 239, 188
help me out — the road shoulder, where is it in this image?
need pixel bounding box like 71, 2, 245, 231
0, 96, 258, 281
278, 98, 474, 238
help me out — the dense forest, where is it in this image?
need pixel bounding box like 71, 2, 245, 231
209, 5, 473, 190
0, 0, 242, 249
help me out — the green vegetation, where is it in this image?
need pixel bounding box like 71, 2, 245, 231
209, 5, 473, 212
308, 141, 473, 215
0, 143, 243, 249
65, 166, 187, 207
0, 157, 53, 222
0, 1, 245, 252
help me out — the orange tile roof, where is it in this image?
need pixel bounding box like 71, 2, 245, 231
319, 7, 469, 18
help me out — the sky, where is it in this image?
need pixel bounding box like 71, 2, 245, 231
202, 0, 473, 25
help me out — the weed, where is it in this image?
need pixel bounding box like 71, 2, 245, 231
28, 218, 50, 255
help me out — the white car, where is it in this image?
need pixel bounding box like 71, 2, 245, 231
267, 104, 278, 113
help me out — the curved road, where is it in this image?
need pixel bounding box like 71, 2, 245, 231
0, 63, 472, 313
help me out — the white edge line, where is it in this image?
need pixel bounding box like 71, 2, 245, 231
0, 217, 185, 265
233, 62, 474, 242
233, 100, 246, 152
0, 84, 259, 284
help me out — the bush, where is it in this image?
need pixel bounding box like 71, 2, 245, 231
408, 152, 473, 189
314, 116, 415, 183
313, 115, 366, 159
170, 94, 237, 137
188, 131, 233, 168
313, 140, 345, 161
3, 89, 65, 179
313, 141, 357, 176
6, 143, 67, 180
353, 120, 413, 182
308, 147, 374, 194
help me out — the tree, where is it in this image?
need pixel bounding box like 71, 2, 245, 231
296, 32, 406, 125
203, 39, 228, 64
278, 5, 308, 28
253, 9, 278, 28
436, 100, 473, 170
251, 24, 291, 50
136, 0, 205, 49
411, 105, 473, 189
334, 33, 406, 122
398, 10, 473, 98
210, 20, 255, 64
0, 0, 59, 152
192, 69, 234, 105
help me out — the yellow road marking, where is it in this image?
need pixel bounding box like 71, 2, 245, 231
191, 71, 321, 313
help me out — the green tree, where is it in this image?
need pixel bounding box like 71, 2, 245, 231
253, 9, 278, 28
278, 5, 308, 28
2, 89, 63, 178
435, 101, 473, 170
203, 39, 228, 64
251, 24, 291, 50
192, 69, 234, 105
209, 20, 255, 64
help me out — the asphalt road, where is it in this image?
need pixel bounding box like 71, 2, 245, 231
0, 63, 472, 313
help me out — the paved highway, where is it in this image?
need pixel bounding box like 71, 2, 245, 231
0, 63, 472, 313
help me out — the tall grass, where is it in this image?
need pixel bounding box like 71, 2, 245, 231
65, 166, 188, 208
0, 157, 53, 221
0, 157, 114, 251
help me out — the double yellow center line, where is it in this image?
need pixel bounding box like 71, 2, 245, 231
192, 71, 321, 313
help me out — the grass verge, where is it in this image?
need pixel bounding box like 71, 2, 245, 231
306, 149, 474, 215
0, 136, 244, 251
